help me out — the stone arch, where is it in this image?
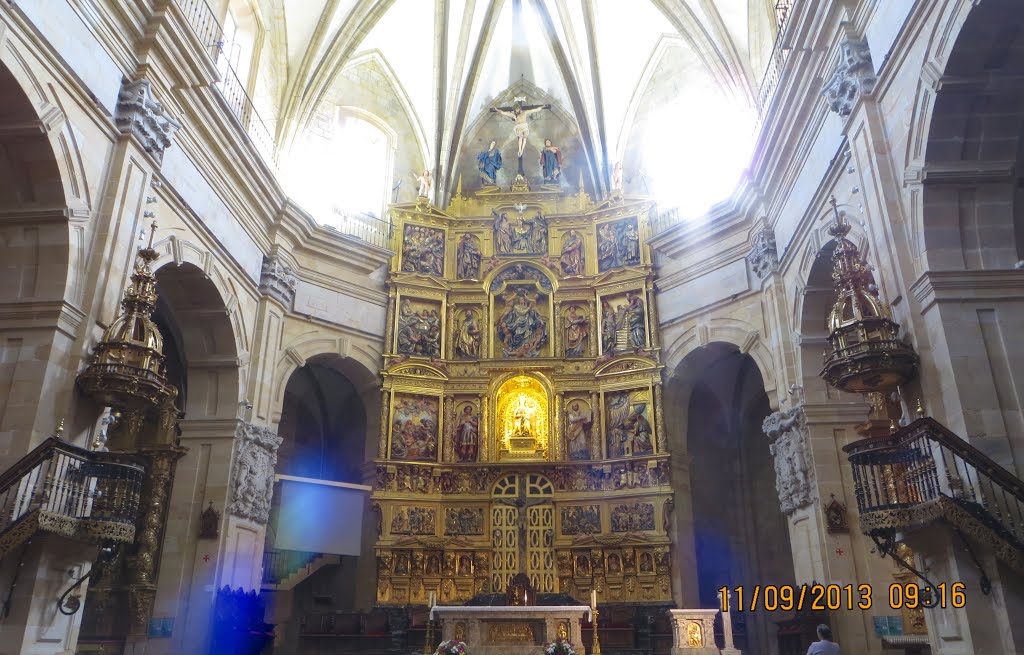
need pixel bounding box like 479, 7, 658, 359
912, 0, 1024, 270
662, 341, 794, 655
661, 317, 778, 399
153, 261, 242, 420
0, 56, 83, 454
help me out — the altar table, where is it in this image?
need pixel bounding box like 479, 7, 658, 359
430, 605, 592, 655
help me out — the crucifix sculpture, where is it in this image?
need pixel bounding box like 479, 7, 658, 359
490, 97, 552, 175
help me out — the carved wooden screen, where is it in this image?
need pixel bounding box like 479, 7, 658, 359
490, 473, 555, 595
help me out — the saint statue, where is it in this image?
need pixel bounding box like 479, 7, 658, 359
565, 401, 592, 460
621, 222, 641, 265
455, 310, 481, 359
611, 161, 624, 192
563, 305, 589, 357
415, 168, 433, 198
454, 405, 479, 462
457, 233, 482, 279
597, 223, 618, 271
626, 404, 654, 455
477, 140, 503, 185
625, 292, 646, 348
497, 289, 547, 358
560, 229, 585, 276
539, 138, 563, 182
531, 211, 548, 253
493, 210, 513, 254
601, 300, 618, 354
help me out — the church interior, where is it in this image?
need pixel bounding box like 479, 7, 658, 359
0, 0, 1023, 654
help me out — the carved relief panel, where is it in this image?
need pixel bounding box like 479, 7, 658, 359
598, 289, 648, 355
389, 393, 441, 462
604, 388, 655, 458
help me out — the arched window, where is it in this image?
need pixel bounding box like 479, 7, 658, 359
284, 108, 395, 229
217, 0, 262, 92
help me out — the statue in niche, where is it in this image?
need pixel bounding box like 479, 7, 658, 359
454, 405, 479, 462
625, 292, 646, 348
560, 229, 585, 276
611, 161, 624, 192
597, 224, 618, 271
531, 211, 548, 253
601, 300, 618, 354
496, 288, 547, 358
539, 138, 563, 182
478, 140, 503, 186
415, 168, 433, 198
490, 99, 551, 167
639, 552, 653, 573
454, 310, 481, 359
457, 233, 482, 279
565, 401, 592, 460
494, 211, 513, 254
563, 305, 589, 358
397, 300, 441, 357
622, 222, 641, 265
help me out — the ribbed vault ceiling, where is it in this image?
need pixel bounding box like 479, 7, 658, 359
262, 0, 774, 199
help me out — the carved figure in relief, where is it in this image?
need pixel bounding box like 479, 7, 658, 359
625, 292, 646, 348
639, 552, 653, 573
687, 622, 703, 647
494, 211, 513, 254
454, 405, 480, 463
597, 217, 642, 272
563, 305, 589, 358
478, 140, 503, 185
401, 225, 445, 276
497, 289, 547, 358
611, 161, 624, 191
607, 393, 653, 457
455, 310, 481, 359
531, 211, 549, 253
397, 306, 441, 357
611, 502, 655, 532
560, 229, 585, 276
540, 138, 563, 182
601, 301, 618, 354
565, 401, 592, 460
457, 234, 482, 279
390, 396, 438, 462
608, 554, 622, 574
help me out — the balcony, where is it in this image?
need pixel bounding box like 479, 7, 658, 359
844, 417, 1024, 573
0, 437, 145, 560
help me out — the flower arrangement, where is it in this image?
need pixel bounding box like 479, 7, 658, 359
434, 639, 468, 655
543, 638, 577, 655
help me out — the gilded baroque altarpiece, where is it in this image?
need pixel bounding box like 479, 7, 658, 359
374, 185, 673, 607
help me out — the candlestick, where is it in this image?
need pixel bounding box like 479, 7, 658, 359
591, 606, 602, 655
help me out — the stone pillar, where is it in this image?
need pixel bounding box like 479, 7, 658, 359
667, 609, 720, 655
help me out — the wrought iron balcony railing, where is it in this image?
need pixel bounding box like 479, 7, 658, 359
172, 0, 277, 166
757, 0, 796, 116
844, 417, 1024, 571
0, 437, 144, 561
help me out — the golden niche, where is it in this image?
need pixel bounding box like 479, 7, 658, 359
496, 375, 548, 459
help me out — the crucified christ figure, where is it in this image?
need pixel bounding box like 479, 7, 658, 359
490, 99, 551, 174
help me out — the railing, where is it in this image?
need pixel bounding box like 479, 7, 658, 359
0, 437, 144, 556
648, 206, 681, 237
844, 418, 1024, 550
215, 63, 277, 164
328, 208, 394, 251
757, 0, 797, 116
172, 0, 277, 166
262, 548, 321, 585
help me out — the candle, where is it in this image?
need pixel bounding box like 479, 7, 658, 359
591, 589, 597, 608
429, 591, 435, 607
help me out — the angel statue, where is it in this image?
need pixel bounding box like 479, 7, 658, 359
414, 168, 433, 199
